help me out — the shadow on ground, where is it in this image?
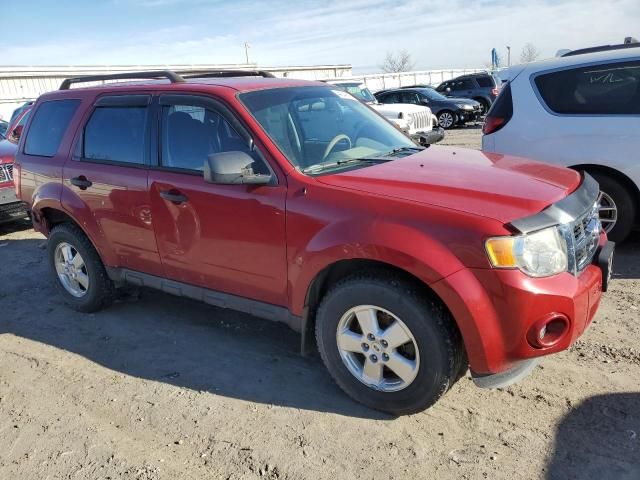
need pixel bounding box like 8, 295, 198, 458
547, 393, 640, 479
0, 235, 389, 420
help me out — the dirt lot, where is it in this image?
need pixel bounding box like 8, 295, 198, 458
1, 128, 639, 480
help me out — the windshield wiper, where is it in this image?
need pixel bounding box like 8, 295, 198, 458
301, 157, 392, 174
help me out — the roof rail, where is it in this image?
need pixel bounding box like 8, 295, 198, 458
181, 70, 276, 79
59, 70, 185, 90
562, 41, 640, 57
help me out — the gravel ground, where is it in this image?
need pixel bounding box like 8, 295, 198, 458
1, 128, 639, 479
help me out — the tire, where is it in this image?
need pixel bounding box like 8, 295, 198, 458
588, 172, 636, 243
475, 98, 490, 116
438, 110, 455, 129
315, 274, 464, 415
47, 223, 115, 313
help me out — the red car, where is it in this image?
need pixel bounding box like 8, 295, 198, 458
0, 106, 31, 223
15, 71, 613, 414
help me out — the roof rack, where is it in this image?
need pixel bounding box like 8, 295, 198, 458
181, 70, 276, 79
562, 40, 640, 57
59, 70, 185, 90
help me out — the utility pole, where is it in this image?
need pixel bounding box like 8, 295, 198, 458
506, 46, 511, 67
244, 42, 251, 65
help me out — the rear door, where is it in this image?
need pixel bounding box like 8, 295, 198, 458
61, 94, 163, 276
147, 93, 288, 306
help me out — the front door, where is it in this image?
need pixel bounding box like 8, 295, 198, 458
147, 94, 288, 307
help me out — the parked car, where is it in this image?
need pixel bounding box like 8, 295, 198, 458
482, 45, 640, 242
435, 72, 502, 115
16, 70, 613, 415
328, 80, 444, 145
376, 87, 482, 129
0, 105, 31, 223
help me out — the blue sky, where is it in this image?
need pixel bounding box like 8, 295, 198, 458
3, 0, 639, 72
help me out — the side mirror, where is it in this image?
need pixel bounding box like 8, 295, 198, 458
10, 125, 23, 142
204, 151, 272, 185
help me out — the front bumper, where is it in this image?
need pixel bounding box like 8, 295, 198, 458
432, 236, 611, 379
0, 187, 28, 223
412, 127, 445, 145
455, 109, 482, 124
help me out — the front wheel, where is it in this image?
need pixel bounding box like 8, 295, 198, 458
315, 274, 463, 415
438, 110, 456, 129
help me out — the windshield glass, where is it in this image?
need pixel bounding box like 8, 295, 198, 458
334, 83, 377, 103
240, 86, 416, 173
420, 88, 448, 101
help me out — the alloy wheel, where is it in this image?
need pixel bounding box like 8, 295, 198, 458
597, 190, 617, 234
336, 305, 420, 392
439, 112, 454, 128
54, 242, 90, 297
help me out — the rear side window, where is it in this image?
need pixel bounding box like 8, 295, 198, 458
476, 76, 494, 88
83, 106, 148, 164
535, 61, 640, 114
24, 100, 80, 157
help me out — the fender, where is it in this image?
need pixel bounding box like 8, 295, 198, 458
57, 182, 118, 266
288, 218, 467, 316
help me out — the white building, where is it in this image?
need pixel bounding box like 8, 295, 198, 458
0, 63, 353, 119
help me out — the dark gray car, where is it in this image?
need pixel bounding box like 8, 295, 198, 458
436, 73, 502, 115
375, 87, 482, 129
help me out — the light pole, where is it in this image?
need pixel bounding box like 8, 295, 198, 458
506, 46, 511, 67
244, 42, 251, 65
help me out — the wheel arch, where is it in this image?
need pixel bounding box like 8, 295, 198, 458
299, 258, 463, 357
36, 206, 117, 266
570, 164, 640, 222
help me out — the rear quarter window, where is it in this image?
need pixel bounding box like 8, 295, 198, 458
24, 99, 80, 157
535, 61, 640, 114
476, 76, 494, 88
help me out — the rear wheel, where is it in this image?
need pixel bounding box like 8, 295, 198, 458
438, 110, 455, 129
588, 172, 635, 242
315, 274, 463, 415
48, 223, 115, 312
475, 98, 490, 116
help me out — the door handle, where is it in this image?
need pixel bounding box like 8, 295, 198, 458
70, 176, 92, 190
160, 190, 188, 204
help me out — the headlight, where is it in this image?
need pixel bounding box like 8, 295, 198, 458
485, 226, 568, 277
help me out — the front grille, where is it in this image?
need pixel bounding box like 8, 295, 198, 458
410, 111, 431, 130
562, 203, 600, 274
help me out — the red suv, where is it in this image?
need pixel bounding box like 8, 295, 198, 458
15, 71, 614, 414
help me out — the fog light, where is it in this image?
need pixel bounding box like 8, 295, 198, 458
527, 314, 570, 348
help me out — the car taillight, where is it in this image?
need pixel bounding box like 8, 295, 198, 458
482, 82, 513, 135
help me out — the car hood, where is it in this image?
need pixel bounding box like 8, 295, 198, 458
0, 140, 17, 163
372, 103, 432, 116
447, 97, 480, 106
316, 146, 581, 225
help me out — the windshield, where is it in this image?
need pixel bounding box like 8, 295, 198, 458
240, 86, 417, 173
420, 88, 448, 101
334, 83, 377, 103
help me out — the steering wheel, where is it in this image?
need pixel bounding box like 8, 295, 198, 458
322, 134, 352, 161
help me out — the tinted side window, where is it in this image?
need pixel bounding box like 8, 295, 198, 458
381, 92, 401, 103
161, 104, 265, 173
24, 100, 80, 157
476, 76, 494, 88
454, 79, 475, 90
400, 92, 420, 104
535, 61, 640, 114
84, 106, 148, 164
